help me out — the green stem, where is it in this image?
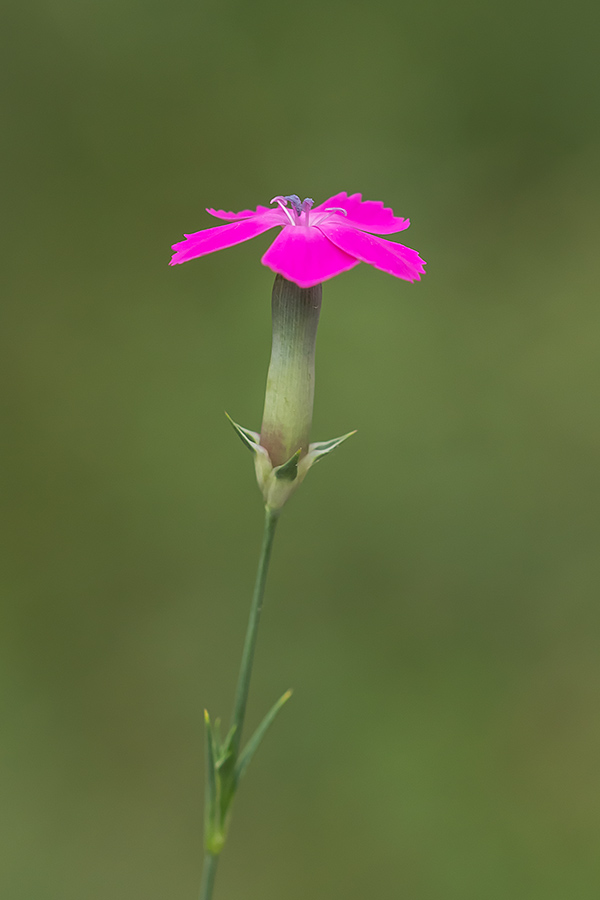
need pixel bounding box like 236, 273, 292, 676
199, 852, 218, 900
230, 507, 279, 756
199, 507, 279, 900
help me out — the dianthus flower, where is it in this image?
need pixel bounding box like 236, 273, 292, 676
170, 192, 425, 288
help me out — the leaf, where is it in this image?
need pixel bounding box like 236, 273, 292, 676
235, 689, 293, 783
217, 752, 238, 826
225, 412, 260, 453
203, 710, 218, 834
212, 717, 223, 754
220, 724, 237, 762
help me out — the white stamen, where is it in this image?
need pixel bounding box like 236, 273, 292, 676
301, 197, 314, 226
312, 207, 349, 225
270, 196, 296, 226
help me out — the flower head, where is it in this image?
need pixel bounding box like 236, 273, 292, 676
170, 192, 425, 288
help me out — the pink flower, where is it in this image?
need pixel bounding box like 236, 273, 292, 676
170, 192, 426, 288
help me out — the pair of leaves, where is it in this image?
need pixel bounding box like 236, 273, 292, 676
204, 689, 292, 854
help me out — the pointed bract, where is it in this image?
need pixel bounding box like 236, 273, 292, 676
225, 413, 261, 453
302, 430, 357, 467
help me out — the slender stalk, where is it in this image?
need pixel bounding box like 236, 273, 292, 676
230, 507, 279, 756
199, 507, 279, 900
199, 852, 218, 900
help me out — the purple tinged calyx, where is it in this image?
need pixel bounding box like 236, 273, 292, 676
270, 194, 347, 227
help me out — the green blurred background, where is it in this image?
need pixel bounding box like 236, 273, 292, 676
3, 1, 600, 897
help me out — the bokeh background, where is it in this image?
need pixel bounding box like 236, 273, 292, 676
3, 1, 600, 897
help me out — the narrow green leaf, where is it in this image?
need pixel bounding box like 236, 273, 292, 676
221, 724, 237, 760
225, 412, 260, 453
274, 449, 301, 481
203, 710, 218, 836
212, 717, 223, 755
235, 689, 293, 783
213, 723, 238, 825
217, 753, 237, 826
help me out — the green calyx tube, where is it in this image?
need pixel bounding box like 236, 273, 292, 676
260, 274, 322, 468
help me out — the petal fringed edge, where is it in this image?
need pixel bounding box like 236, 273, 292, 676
261, 226, 358, 288
206, 205, 278, 221
170, 217, 282, 265
313, 192, 410, 235
319, 224, 426, 282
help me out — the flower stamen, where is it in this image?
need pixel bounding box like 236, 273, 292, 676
270, 196, 297, 226
301, 197, 314, 226
283, 194, 303, 217
311, 206, 349, 226
271, 195, 317, 226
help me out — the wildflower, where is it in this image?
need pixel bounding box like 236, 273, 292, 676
171, 191, 426, 510
170, 192, 425, 288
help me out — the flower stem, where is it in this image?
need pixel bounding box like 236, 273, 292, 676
230, 507, 279, 757
199, 852, 218, 900
199, 507, 279, 900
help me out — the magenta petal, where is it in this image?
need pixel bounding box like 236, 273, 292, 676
206, 205, 276, 221
319, 224, 426, 282
313, 192, 410, 234
261, 226, 358, 288
170, 216, 282, 265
